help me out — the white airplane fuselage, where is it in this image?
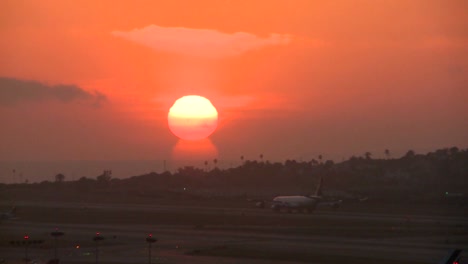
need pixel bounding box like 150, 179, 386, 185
271, 195, 321, 213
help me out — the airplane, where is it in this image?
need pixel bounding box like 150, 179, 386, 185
0, 206, 18, 220
270, 177, 342, 213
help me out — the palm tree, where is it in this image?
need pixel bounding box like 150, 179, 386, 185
55, 173, 65, 183
213, 158, 218, 168
96, 170, 112, 188
318, 154, 323, 164
204, 160, 208, 172
240, 155, 244, 165
364, 152, 372, 160
384, 149, 390, 159
259, 154, 263, 162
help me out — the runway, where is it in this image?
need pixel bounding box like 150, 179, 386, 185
1, 201, 467, 263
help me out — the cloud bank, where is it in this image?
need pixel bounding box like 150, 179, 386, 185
112, 25, 291, 58
0, 77, 106, 107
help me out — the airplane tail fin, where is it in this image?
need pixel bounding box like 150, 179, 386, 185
314, 177, 323, 197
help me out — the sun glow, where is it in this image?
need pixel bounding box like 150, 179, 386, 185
168, 95, 218, 141
172, 138, 218, 161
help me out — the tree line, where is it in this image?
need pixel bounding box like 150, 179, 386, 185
6, 147, 468, 203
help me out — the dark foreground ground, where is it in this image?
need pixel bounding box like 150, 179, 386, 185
1, 190, 467, 264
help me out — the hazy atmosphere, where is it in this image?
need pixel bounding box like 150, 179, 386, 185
1, 2, 467, 264
1, 0, 467, 175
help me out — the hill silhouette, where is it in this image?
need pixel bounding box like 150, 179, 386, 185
2, 147, 467, 205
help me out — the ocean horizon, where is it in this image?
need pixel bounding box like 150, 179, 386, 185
0, 159, 239, 184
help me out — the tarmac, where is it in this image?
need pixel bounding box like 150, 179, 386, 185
1, 200, 467, 263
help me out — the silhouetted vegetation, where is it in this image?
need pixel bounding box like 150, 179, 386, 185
2, 147, 467, 204
54, 173, 65, 183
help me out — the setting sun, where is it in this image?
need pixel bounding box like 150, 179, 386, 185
168, 95, 218, 141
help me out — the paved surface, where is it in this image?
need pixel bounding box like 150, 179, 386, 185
1, 201, 467, 264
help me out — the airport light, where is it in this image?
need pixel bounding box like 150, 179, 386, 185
93, 232, 105, 264
146, 233, 157, 264
50, 229, 65, 260
23, 234, 29, 260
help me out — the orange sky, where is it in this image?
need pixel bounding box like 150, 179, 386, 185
0, 0, 467, 163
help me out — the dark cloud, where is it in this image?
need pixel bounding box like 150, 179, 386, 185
0, 77, 106, 107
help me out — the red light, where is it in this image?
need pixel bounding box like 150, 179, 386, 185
24, 235, 29, 240
149, 233, 152, 237
96, 232, 100, 236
